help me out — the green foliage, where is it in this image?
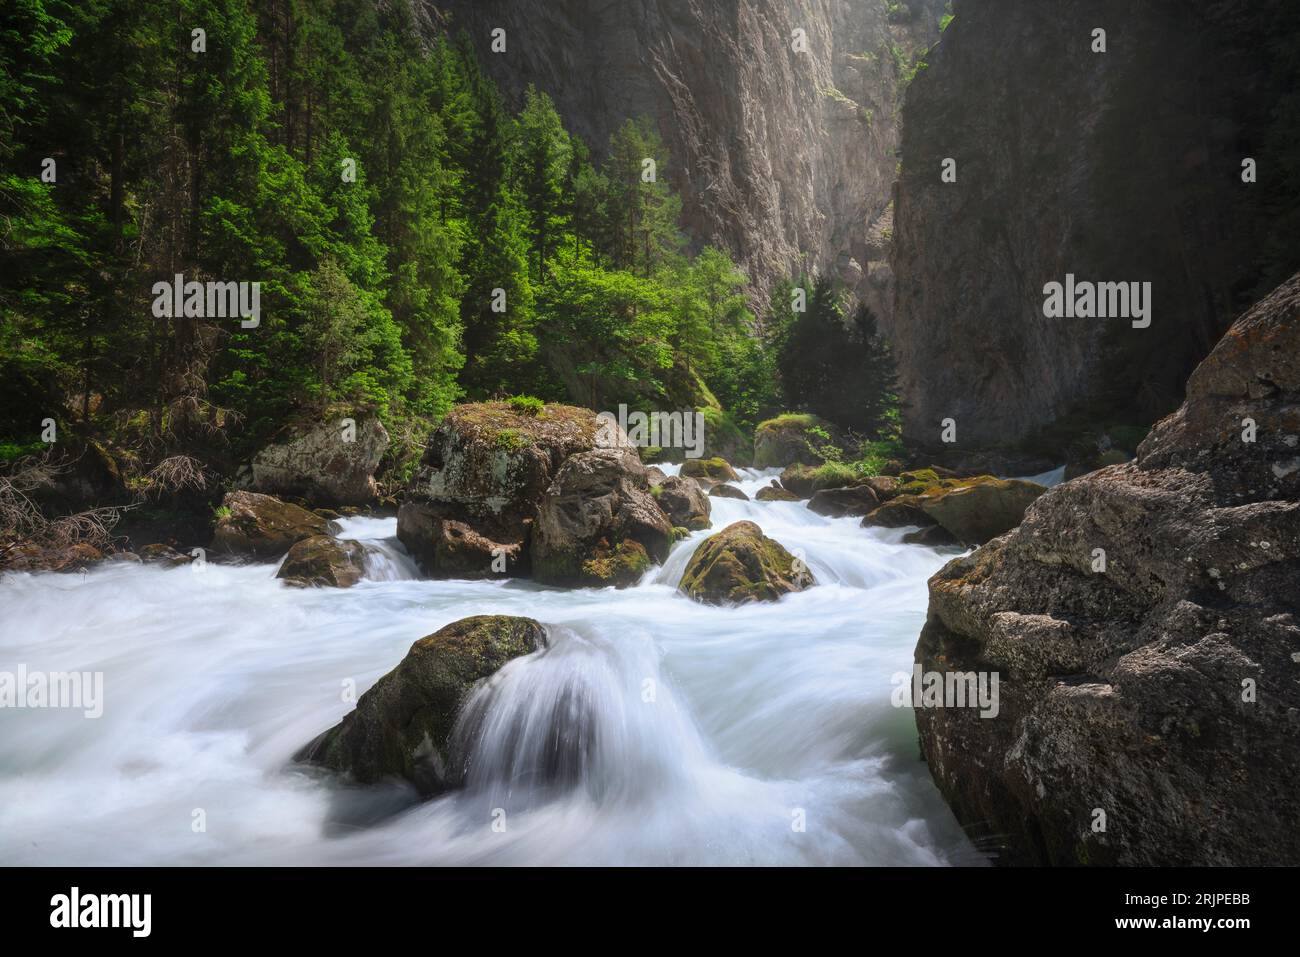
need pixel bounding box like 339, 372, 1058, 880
0, 0, 783, 472
765, 275, 899, 440
506, 394, 544, 416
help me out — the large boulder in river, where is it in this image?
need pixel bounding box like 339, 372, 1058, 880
861, 495, 932, 529
860, 474, 1046, 545
654, 475, 711, 531
808, 485, 879, 518
780, 462, 859, 498
754, 484, 799, 502
210, 491, 328, 559
396, 402, 601, 578
679, 520, 815, 604
276, 535, 366, 588
914, 271, 1300, 866
295, 616, 547, 794
531, 447, 673, 588
679, 456, 738, 482
915, 476, 1047, 545
247, 412, 388, 506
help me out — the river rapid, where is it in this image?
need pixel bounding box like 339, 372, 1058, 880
0, 468, 992, 866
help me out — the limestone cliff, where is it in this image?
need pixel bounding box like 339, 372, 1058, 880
421, 0, 944, 316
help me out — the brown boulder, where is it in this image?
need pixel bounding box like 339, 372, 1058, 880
210, 491, 328, 559
276, 535, 367, 587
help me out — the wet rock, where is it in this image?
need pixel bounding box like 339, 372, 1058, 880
914, 271, 1300, 866
679, 520, 815, 604
679, 456, 738, 482
808, 485, 880, 518
755, 485, 800, 502
1, 541, 106, 573
901, 525, 958, 547
862, 496, 933, 529
276, 535, 367, 588
531, 447, 673, 588
915, 477, 1048, 546
295, 615, 547, 794
247, 412, 388, 506
709, 483, 750, 501
210, 490, 328, 560
138, 543, 193, 566
653, 475, 712, 531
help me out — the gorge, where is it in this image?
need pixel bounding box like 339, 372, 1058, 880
2, 0, 1298, 870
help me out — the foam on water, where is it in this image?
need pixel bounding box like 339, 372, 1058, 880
0, 470, 983, 866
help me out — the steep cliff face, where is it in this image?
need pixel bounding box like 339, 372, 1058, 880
891, 0, 1300, 460
915, 270, 1300, 865
422, 0, 943, 313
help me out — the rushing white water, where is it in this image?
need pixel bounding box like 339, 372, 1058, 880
0, 468, 984, 866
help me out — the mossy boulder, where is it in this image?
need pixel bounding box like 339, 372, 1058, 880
579, 538, 652, 584
755, 484, 800, 502
779, 461, 859, 498
397, 402, 602, 578
276, 535, 367, 587
295, 615, 546, 794
808, 485, 880, 518
709, 483, 750, 501
915, 477, 1048, 545
211, 490, 328, 559
679, 456, 739, 482
862, 495, 934, 529
654, 475, 712, 531
679, 521, 815, 604
753, 413, 841, 468
531, 447, 673, 588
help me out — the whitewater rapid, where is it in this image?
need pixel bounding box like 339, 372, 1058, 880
0, 468, 986, 866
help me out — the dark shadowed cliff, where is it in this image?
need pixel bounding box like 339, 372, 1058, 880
891, 0, 1300, 462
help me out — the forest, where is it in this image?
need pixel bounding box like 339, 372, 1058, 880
1, 0, 899, 502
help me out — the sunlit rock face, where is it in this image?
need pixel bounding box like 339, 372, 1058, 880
420, 0, 943, 315
891, 0, 1300, 461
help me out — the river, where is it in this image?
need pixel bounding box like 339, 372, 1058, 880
0, 468, 993, 865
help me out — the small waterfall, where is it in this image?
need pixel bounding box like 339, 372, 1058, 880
333, 516, 421, 581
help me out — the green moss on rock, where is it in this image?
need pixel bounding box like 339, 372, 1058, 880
679, 520, 815, 604
294, 615, 547, 794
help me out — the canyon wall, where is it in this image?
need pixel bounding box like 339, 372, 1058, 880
420, 0, 944, 317
890, 0, 1300, 461
914, 269, 1300, 865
